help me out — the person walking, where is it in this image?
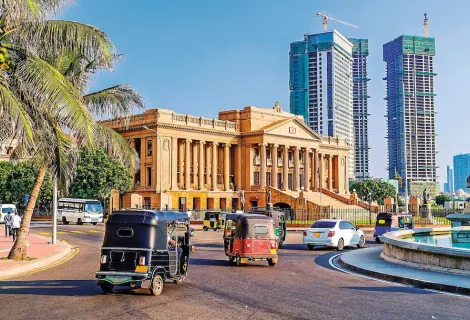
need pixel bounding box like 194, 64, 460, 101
4, 211, 13, 237
11, 212, 21, 242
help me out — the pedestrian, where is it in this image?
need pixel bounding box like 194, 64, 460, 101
4, 211, 13, 237
11, 212, 21, 242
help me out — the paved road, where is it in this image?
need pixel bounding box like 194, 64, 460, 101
0, 222, 468, 320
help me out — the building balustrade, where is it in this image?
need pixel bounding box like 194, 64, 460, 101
278, 159, 284, 167
253, 156, 261, 166
266, 158, 273, 166
289, 160, 295, 168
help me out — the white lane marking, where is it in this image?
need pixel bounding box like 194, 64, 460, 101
328, 253, 470, 299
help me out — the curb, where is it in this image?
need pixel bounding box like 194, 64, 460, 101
339, 253, 470, 295
0, 240, 75, 280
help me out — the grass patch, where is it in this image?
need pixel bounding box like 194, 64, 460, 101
0, 256, 37, 261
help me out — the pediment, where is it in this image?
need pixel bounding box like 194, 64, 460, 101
263, 118, 322, 141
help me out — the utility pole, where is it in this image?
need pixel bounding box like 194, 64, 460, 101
143, 126, 163, 210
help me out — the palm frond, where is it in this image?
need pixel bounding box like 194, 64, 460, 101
84, 84, 145, 119
9, 20, 114, 68
0, 84, 33, 143
93, 124, 139, 169
14, 54, 94, 144
0, 0, 71, 25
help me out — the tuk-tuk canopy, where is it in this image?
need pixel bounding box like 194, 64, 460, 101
103, 210, 189, 250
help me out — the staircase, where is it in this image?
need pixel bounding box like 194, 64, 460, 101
303, 192, 363, 209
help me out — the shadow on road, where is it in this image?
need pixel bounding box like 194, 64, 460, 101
342, 286, 436, 295
192, 243, 223, 249
0, 280, 100, 296
190, 258, 274, 268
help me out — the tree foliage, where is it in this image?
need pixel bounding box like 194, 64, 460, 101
70, 148, 132, 203
435, 194, 452, 207
0, 161, 52, 207
350, 179, 397, 205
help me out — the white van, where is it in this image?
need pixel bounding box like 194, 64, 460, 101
0, 204, 17, 223
58, 198, 104, 225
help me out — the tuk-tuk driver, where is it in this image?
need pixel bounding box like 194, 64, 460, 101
168, 232, 182, 260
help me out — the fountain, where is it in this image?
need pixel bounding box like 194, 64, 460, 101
446, 213, 470, 243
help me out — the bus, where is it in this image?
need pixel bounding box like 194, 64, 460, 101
58, 198, 104, 225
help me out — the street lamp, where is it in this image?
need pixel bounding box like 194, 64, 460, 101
143, 126, 163, 210
368, 192, 372, 225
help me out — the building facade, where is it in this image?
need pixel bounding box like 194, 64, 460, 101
453, 153, 470, 193
383, 35, 437, 193
409, 181, 440, 199
0, 139, 17, 161
289, 30, 354, 179
102, 103, 351, 211
349, 38, 370, 179
444, 165, 454, 193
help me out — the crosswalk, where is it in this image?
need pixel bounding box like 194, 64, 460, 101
38, 229, 103, 237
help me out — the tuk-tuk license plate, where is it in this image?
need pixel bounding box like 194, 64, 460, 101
314, 232, 320, 237
270, 249, 277, 254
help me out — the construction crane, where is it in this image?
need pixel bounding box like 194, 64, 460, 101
424, 13, 429, 37
316, 12, 358, 31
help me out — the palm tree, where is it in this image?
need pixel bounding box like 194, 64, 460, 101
4, 1, 144, 260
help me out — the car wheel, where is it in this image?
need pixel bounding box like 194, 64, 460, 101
268, 258, 276, 267
375, 237, 381, 244
92, 222, 97, 226
77, 218, 83, 225
306, 244, 315, 250
100, 282, 114, 294
150, 275, 164, 296
62, 217, 69, 225
203, 226, 208, 231
337, 238, 344, 251
213, 228, 218, 231
235, 254, 241, 267
357, 235, 365, 248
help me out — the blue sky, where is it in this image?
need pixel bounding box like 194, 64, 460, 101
62, 0, 467, 184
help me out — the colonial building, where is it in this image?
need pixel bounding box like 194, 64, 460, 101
103, 102, 359, 212
0, 139, 17, 161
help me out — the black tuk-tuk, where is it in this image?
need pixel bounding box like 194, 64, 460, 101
249, 207, 287, 247
96, 210, 193, 295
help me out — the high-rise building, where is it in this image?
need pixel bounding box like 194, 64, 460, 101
444, 165, 454, 193
383, 35, 437, 193
289, 30, 354, 178
453, 154, 470, 193
350, 38, 370, 179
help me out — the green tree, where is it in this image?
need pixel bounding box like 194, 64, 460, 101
435, 194, 452, 207
70, 148, 132, 205
5, 1, 144, 260
0, 161, 52, 207
350, 179, 397, 205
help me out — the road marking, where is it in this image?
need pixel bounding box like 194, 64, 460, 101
0, 246, 80, 280
69, 231, 85, 235
86, 230, 102, 233
328, 253, 470, 299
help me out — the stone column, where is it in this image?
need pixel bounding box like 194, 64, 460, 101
271, 144, 278, 188
140, 138, 146, 187
345, 155, 350, 194
282, 145, 289, 191
130, 139, 136, 189
293, 146, 300, 191
171, 138, 178, 190
198, 141, 205, 190
192, 141, 198, 187
303, 148, 310, 191
310, 151, 316, 191
211, 142, 218, 190
313, 150, 318, 190
260, 143, 266, 188
153, 137, 158, 189
328, 154, 333, 191
235, 144, 242, 191
224, 144, 231, 191
184, 139, 191, 190
178, 140, 184, 187
205, 143, 211, 186
319, 153, 324, 189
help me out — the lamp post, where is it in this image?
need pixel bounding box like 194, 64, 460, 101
143, 126, 163, 210
368, 192, 372, 225
52, 175, 58, 244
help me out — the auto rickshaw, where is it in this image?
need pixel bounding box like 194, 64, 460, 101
203, 211, 226, 231
374, 212, 414, 243
223, 213, 278, 267
96, 210, 193, 295
249, 207, 287, 247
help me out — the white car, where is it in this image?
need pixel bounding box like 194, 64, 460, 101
303, 219, 365, 251
0, 204, 17, 224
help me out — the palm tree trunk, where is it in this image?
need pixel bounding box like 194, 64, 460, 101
8, 163, 48, 260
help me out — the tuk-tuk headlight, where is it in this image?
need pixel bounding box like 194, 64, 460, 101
100, 255, 107, 264
139, 256, 146, 266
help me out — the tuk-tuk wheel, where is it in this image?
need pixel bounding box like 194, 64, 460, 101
268, 258, 276, 267
228, 256, 235, 263
174, 278, 183, 284
235, 254, 242, 267
278, 241, 283, 248
150, 275, 164, 296
203, 226, 208, 231
213, 228, 218, 231
375, 237, 381, 244
100, 282, 114, 294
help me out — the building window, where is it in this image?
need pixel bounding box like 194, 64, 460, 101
147, 140, 153, 156
254, 148, 260, 157
254, 172, 260, 186
266, 172, 271, 186
288, 174, 293, 190
147, 167, 152, 186
266, 149, 271, 159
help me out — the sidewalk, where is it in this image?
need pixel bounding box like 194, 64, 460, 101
0, 226, 74, 279
339, 246, 470, 295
